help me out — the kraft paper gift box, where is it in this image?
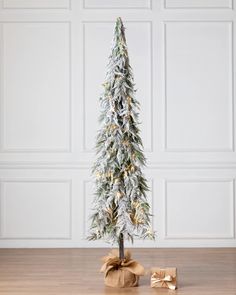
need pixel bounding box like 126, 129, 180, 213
150, 267, 177, 290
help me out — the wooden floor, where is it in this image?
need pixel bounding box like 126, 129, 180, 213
0, 248, 235, 294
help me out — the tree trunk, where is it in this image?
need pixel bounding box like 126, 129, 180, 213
119, 233, 125, 260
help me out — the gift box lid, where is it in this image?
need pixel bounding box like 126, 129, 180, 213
151, 267, 177, 278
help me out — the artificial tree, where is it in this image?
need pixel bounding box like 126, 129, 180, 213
89, 17, 154, 260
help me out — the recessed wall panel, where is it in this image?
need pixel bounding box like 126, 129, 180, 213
84, 0, 151, 9
165, 0, 232, 9
165, 22, 233, 151
3, 0, 70, 9
83, 22, 152, 152
2, 23, 70, 152
0, 180, 71, 239
165, 180, 234, 238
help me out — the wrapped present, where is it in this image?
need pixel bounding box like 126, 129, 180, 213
100, 250, 144, 288
151, 267, 177, 290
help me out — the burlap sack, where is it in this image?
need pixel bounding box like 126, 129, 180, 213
100, 250, 144, 288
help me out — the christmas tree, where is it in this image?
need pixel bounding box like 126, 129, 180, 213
89, 17, 154, 259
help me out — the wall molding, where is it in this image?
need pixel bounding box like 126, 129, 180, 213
163, 0, 233, 9
0, 178, 72, 240
83, 0, 152, 9
164, 178, 235, 239
163, 21, 234, 153
0, 2, 235, 248
0, 21, 72, 154
2, 0, 71, 9
1, 161, 236, 169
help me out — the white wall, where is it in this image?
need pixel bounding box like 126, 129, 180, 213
0, 0, 235, 248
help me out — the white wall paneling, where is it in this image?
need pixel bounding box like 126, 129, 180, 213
0, 0, 236, 248
83, 0, 152, 9
164, 21, 234, 152
0, 22, 71, 153
0, 168, 235, 248
0, 179, 72, 239
2, 0, 71, 9
165, 179, 235, 239
164, 0, 233, 9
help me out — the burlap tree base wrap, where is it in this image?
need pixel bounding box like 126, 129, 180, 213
100, 250, 144, 288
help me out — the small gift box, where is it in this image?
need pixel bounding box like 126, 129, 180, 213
150, 267, 177, 290
100, 250, 144, 288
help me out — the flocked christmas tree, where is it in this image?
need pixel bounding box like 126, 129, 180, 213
89, 17, 154, 260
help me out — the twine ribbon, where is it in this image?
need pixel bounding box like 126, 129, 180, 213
100, 250, 144, 277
